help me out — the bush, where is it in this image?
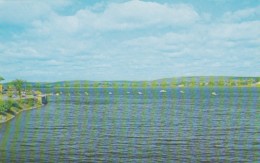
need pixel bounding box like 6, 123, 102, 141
0, 100, 22, 113
6, 108, 16, 115
34, 90, 42, 96
20, 98, 35, 107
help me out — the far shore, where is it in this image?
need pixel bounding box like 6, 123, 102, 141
47, 85, 260, 89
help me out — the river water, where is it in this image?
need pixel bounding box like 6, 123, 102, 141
0, 87, 259, 162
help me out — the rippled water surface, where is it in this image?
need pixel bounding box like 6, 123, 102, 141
0, 87, 259, 162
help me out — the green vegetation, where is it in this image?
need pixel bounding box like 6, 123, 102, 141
0, 76, 4, 83
0, 100, 22, 114
0, 98, 42, 123
153, 77, 259, 88
0, 76, 4, 100
0, 76, 46, 123
1, 76, 259, 93
2, 77, 258, 90
11, 79, 26, 98
16, 77, 258, 89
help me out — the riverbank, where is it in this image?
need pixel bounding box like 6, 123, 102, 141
0, 104, 44, 124
0, 96, 47, 124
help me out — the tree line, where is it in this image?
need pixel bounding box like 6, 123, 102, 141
0, 76, 26, 99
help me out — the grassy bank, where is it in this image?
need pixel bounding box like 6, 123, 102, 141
0, 98, 43, 124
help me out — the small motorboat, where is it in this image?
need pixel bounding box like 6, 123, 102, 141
212, 92, 217, 96
160, 90, 167, 93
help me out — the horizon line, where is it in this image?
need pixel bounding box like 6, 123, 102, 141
2, 75, 259, 84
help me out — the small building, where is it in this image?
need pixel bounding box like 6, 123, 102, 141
36, 95, 48, 105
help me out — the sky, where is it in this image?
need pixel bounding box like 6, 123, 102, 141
0, 0, 259, 82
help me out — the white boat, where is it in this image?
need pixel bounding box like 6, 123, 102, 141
160, 90, 167, 93
109, 92, 113, 95
127, 92, 130, 94
180, 90, 185, 94
56, 93, 60, 96
85, 92, 89, 95
212, 92, 217, 96
138, 92, 143, 95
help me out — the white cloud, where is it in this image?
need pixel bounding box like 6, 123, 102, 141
30, 0, 200, 34
121, 17, 260, 61
209, 21, 260, 40
0, 1, 259, 81
0, 45, 44, 59
0, 2, 48, 24
222, 6, 260, 22
46, 59, 64, 66
94, 1, 200, 29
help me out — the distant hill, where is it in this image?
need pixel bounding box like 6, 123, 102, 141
2, 76, 259, 88
154, 76, 260, 82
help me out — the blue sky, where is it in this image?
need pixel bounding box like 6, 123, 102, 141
0, 0, 259, 82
